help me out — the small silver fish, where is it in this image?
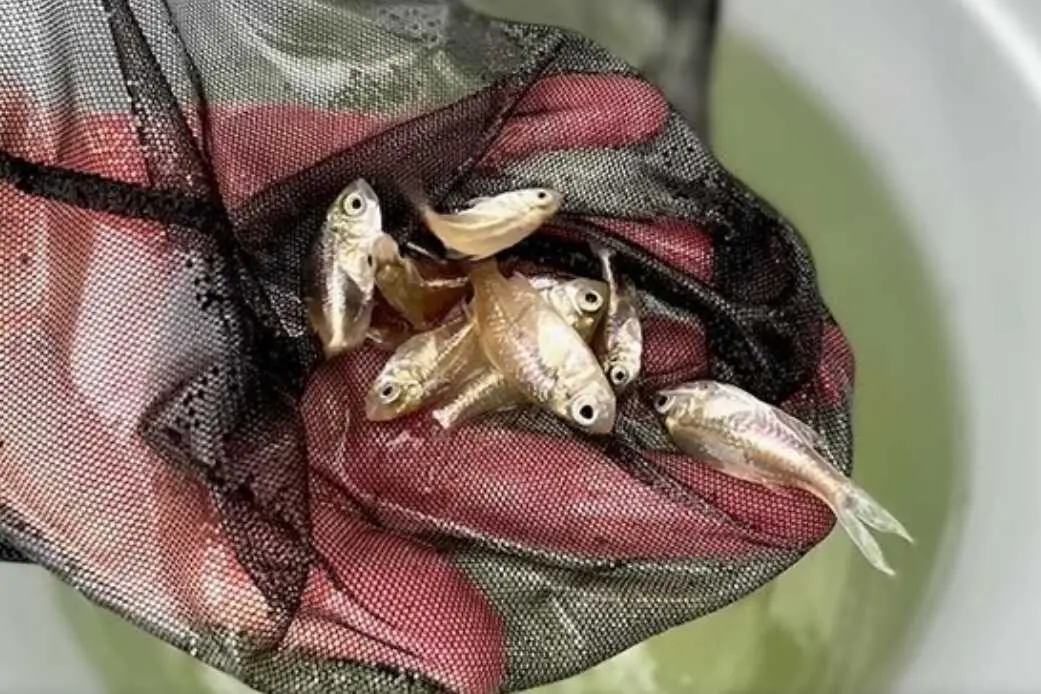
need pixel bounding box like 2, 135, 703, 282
373, 236, 471, 330
654, 380, 913, 576
408, 186, 562, 260
432, 275, 610, 430
304, 179, 389, 358
591, 244, 643, 392
364, 314, 478, 421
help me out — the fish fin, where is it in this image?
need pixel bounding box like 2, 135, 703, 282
841, 484, 914, 544
834, 505, 894, 577
431, 406, 455, 430
405, 241, 445, 262
366, 325, 408, 352
832, 483, 913, 577
589, 241, 613, 262
771, 406, 826, 449
464, 196, 493, 208
591, 241, 617, 288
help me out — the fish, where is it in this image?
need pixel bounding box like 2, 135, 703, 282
461, 261, 616, 433
406, 185, 563, 260
432, 276, 609, 429
591, 244, 643, 392
373, 236, 471, 330
365, 292, 418, 353
303, 179, 390, 358
364, 313, 479, 421
653, 380, 913, 576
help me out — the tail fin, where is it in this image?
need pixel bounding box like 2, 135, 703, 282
399, 177, 464, 257
589, 242, 616, 285
834, 483, 914, 577
398, 176, 435, 223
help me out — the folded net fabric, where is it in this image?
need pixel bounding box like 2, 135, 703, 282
0, 1, 853, 692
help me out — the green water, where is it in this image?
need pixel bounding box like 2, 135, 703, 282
51, 28, 964, 694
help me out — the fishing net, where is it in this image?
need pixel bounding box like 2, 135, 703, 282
0, 1, 855, 692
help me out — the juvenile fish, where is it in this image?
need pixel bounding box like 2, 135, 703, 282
365, 314, 479, 421
465, 261, 616, 433
653, 380, 913, 576
303, 179, 389, 358
373, 236, 470, 330
408, 186, 562, 260
432, 277, 608, 429
591, 244, 643, 392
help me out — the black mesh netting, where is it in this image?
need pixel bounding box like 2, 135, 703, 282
0, 1, 857, 692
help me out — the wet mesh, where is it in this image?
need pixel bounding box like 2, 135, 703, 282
0, 1, 855, 692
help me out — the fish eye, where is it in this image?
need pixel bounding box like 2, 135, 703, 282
609, 365, 630, 386
536, 190, 549, 200
343, 192, 366, 215
653, 394, 674, 414
569, 396, 599, 426
578, 289, 604, 312
378, 382, 400, 404
366, 254, 374, 268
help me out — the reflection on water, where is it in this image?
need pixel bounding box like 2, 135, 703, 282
52, 6, 964, 694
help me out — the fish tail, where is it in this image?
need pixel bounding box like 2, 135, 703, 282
832, 482, 913, 577
399, 177, 452, 239
590, 241, 617, 286
589, 241, 613, 263
843, 484, 915, 543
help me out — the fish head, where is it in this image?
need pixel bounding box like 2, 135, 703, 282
652, 389, 680, 416
328, 178, 383, 238
604, 350, 642, 393
529, 188, 562, 213
602, 285, 643, 392
494, 187, 562, 219
653, 380, 723, 417
563, 383, 617, 435
544, 278, 608, 339
364, 364, 425, 421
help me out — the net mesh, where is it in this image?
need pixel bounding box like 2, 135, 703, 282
0, 1, 855, 692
